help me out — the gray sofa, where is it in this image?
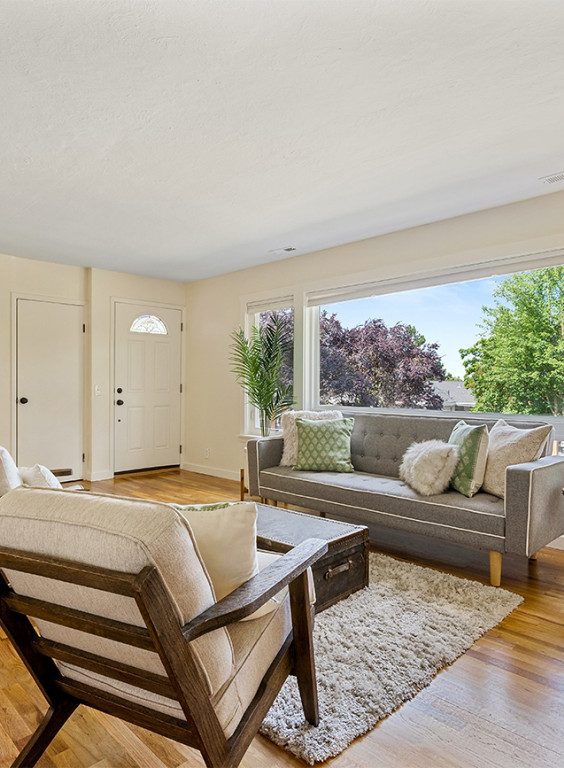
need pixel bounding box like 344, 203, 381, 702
248, 413, 564, 585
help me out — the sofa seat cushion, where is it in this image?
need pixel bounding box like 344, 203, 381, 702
57, 590, 292, 738
259, 466, 505, 537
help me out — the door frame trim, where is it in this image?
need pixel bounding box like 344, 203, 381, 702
11, 292, 85, 468
110, 298, 186, 476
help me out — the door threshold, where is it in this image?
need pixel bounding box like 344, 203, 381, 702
114, 465, 180, 477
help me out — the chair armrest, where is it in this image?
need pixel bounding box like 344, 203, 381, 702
505, 455, 564, 556
182, 538, 328, 641
247, 437, 284, 496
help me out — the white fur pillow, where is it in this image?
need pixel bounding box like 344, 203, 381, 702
280, 409, 343, 466
399, 440, 459, 497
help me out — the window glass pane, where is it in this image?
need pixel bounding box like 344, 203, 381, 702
251, 307, 294, 430
319, 264, 563, 417
130, 314, 168, 335
258, 308, 294, 390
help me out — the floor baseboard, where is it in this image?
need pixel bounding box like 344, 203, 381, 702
180, 462, 239, 482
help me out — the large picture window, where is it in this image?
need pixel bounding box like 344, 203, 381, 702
318, 265, 563, 417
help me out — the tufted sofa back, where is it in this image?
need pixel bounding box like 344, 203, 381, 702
348, 412, 552, 477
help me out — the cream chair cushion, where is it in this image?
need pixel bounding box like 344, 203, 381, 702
0, 487, 235, 696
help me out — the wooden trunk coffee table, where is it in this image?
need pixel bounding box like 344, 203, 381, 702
256, 504, 369, 613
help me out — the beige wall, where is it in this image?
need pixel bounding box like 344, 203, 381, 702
2, 191, 564, 483
0, 253, 185, 480
184, 191, 564, 479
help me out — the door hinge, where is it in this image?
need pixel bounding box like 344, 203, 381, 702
82, 453, 85, 462
180, 383, 183, 393
181, 322, 184, 331
179, 444, 182, 455
82, 323, 86, 333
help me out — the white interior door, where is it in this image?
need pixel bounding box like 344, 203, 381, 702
114, 303, 182, 473
17, 299, 84, 480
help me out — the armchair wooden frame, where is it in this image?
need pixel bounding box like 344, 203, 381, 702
0, 537, 328, 768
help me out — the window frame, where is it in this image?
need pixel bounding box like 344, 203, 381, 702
238, 249, 564, 443
303, 249, 564, 440
241, 292, 299, 437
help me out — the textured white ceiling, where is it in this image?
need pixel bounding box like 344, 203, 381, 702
1, 0, 563, 280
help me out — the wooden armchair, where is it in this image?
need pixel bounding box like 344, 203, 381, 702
0, 487, 327, 768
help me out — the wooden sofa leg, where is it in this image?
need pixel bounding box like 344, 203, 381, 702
239, 468, 245, 501
489, 551, 502, 587
289, 573, 319, 726
13, 700, 77, 768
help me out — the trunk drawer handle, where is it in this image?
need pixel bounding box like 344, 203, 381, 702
324, 559, 353, 580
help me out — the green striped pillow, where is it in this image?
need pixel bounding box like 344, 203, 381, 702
448, 421, 489, 497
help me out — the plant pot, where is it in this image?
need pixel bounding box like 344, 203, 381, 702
259, 412, 272, 437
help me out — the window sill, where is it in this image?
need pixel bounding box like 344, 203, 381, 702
239, 432, 282, 442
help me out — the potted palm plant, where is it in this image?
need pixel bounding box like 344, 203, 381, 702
230, 313, 294, 436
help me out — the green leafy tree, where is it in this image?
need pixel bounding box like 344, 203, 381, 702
461, 266, 564, 416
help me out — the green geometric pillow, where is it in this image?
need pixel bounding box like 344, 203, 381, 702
448, 421, 489, 497
295, 417, 355, 472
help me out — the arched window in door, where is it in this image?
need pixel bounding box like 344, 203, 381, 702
130, 314, 168, 335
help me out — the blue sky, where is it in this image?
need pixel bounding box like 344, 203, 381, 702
323, 275, 504, 378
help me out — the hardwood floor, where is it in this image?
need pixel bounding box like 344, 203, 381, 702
1, 468, 562, 768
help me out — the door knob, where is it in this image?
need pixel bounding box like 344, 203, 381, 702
19, 397, 29, 404
116, 399, 124, 406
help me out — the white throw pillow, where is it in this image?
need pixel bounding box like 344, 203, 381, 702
482, 419, 553, 499
173, 502, 306, 621
399, 440, 460, 497
172, 501, 259, 600
280, 409, 343, 466
19, 464, 63, 489
0, 446, 22, 496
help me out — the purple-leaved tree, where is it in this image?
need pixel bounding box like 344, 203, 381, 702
320, 311, 445, 408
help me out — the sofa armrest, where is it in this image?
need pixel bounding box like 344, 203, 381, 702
247, 437, 284, 497
181, 538, 328, 640
505, 455, 564, 556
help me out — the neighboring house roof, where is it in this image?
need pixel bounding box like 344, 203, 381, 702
432, 380, 476, 407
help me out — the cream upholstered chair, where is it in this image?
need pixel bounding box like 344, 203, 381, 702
0, 487, 327, 768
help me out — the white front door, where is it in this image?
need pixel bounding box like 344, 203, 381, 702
114, 303, 182, 473
16, 299, 84, 480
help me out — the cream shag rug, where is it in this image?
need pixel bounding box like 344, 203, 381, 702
260, 552, 523, 764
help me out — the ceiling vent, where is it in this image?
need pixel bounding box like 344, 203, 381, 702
268, 246, 296, 255
538, 171, 564, 185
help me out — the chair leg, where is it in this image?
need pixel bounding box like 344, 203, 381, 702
489, 551, 502, 587
289, 572, 319, 726
13, 700, 77, 768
